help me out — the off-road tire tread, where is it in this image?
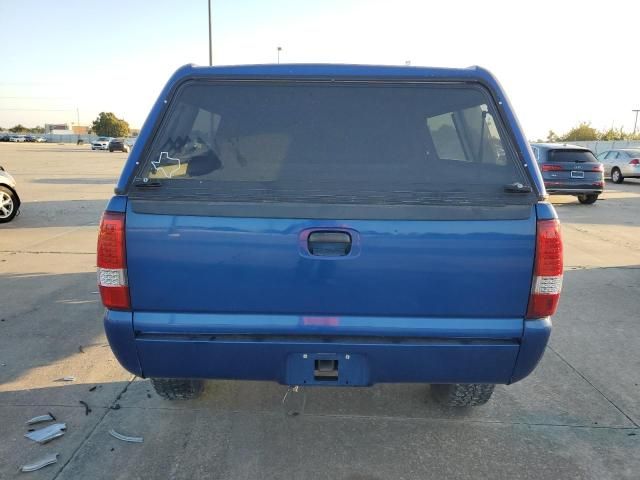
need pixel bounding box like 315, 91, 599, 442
578, 194, 598, 205
431, 383, 495, 406
150, 378, 204, 400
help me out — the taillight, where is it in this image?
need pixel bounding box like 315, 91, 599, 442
541, 164, 563, 171
590, 164, 604, 172
97, 212, 130, 310
526, 219, 563, 319
629, 159, 640, 165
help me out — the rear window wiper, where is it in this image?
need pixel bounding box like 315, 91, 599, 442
504, 182, 532, 193
133, 180, 163, 189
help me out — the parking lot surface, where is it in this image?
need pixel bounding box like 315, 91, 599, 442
0, 143, 638, 479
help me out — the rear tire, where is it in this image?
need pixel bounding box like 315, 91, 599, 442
578, 194, 598, 205
150, 378, 204, 400
431, 383, 495, 407
611, 168, 624, 184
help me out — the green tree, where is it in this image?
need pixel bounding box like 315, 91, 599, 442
91, 112, 130, 137
546, 130, 559, 142
559, 122, 599, 141
600, 127, 626, 141
9, 124, 28, 133
30, 125, 45, 134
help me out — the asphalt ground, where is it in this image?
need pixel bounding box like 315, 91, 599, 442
0, 143, 638, 479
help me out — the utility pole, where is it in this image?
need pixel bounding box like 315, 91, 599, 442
208, 0, 213, 66
633, 109, 640, 136
277, 46, 282, 64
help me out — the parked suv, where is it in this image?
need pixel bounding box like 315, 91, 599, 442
98, 64, 563, 406
108, 138, 130, 153
596, 148, 640, 183
530, 143, 604, 204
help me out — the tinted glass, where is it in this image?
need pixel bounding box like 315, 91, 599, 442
605, 151, 619, 160
548, 149, 598, 163
134, 81, 527, 207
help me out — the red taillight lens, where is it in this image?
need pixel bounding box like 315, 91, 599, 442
590, 164, 604, 172
629, 159, 640, 165
541, 164, 563, 171
97, 212, 130, 310
526, 219, 563, 319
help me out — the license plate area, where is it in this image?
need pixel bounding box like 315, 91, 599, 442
285, 352, 369, 386
571, 171, 585, 179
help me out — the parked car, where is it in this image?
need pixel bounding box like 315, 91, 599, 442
24, 135, 36, 142
34, 136, 47, 143
108, 138, 130, 153
0, 165, 20, 223
9, 135, 26, 142
530, 143, 604, 204
0, 135, 10, 142
99, 64, 563, 407
596, 148, 640, 183
91, 137, 112, 150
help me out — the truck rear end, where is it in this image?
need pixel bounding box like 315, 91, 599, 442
98, 64, 562, 406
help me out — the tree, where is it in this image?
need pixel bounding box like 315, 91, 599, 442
30, 125, 45, 134
9, 124, 28, 133
600, 127, 626, 141
546, 130, 559, 142
91, 112, 130, 137
558, 122, 599, 141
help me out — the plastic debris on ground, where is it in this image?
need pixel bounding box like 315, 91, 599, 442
79, 400, 91, 415
54, 376, 76, 382
26, 413, 56, 425
24, 423, 66, 444
109, 429, 143, 443
19, 453, 59, 472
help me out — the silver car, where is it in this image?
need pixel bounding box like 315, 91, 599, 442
596, 149, 640, 183
0, 165, 20, 223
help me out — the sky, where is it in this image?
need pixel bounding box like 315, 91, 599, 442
1, 0, 639, 140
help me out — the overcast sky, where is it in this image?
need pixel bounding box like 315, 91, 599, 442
1, 0, 639, 139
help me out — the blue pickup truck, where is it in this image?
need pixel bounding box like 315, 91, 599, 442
98, 64, 563, 406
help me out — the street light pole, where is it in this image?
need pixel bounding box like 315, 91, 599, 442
208, 0, 213, 66
277, 46, 282, 64
633, 109, 640, 136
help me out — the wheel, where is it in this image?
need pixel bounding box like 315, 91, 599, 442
0, 186, 19, 223
611, 168, 624, 184
150, 378, 204, 400
109, 148, 113, 152
431, 383, 495, 407
578, 194, 598, 205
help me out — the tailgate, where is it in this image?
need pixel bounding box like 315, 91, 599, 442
126, 208, 535, 318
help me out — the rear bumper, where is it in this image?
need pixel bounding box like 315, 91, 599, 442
546, 187, 603, 195
104, 312, 551, 386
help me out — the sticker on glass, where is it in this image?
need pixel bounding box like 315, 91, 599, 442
151, 152, 181, 178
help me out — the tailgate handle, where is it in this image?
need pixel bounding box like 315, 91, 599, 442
308, 231, 352, 256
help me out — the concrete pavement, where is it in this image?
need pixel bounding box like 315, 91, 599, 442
0, 143, 638, 479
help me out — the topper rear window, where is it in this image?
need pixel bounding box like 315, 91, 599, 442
131, 80, 530, 210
